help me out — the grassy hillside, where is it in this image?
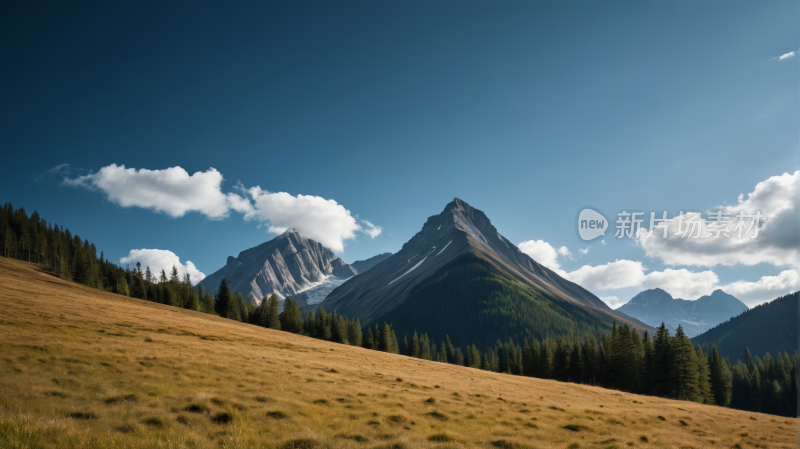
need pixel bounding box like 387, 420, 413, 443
374, 253, 612, 351
691, 292, 798, 361
0, 257, 796, 449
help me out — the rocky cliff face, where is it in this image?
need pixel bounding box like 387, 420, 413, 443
197, 228, 357, 306
618, 288, 748, 337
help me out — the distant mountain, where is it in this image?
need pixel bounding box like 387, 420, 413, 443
197, 229, 357, 308
617, 288, 748, 337
692, 291, 798, 361
350, 252, 393, 274
319, 198, 653, 350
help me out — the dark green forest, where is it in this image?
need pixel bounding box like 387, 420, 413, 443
373, 253, 612, 349
2, 203, 796, 418
691, 292, 798, 361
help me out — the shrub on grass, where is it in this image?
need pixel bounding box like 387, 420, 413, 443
425, 411, 448, 421
212, 412, 233, 424
427, 433, 454, 442
67, 411, 97, 420
387, 415, 407, 423
425, 397, 435, 404
312, 399, 329, 405
561, 423, 589, 432
280, 438, 317, 449
142, 416, 166, 428
185, 403, 210, 413
266, 411, 289, 419
105, 393, 137, 404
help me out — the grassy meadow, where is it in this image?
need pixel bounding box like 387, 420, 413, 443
0, 258, 796, 448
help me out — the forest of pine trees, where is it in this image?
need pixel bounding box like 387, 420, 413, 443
396, 323, 796, 417
2, 203, 794, 418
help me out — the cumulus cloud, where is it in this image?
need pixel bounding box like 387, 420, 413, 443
361, 220, 383, 238
564, 259, 647, 291
120, 249, 206, 284
721, 269, 800, 307
64, 164, 247, 219
562, 257, 796, 305
557, 258, 720, 299
599, 296, 625, 309
579, 247, 591, 255
246, 187, 380, 253
636, 171, 799, 267
63, 164, 382, 253
518, 240, 572, 271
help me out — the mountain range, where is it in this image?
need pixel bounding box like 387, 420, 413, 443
319, 198, 653, 349
617, 288, 748, 337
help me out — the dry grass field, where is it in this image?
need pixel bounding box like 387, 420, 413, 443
0, 257, 796, 449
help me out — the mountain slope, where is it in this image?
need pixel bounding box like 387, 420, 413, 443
350, 252, 392, 274
320, 198, 653, 348
691, 291, 798, 360
197, 229, 357, 306
618, 288, 748, 337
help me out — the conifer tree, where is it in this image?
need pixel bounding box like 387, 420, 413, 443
652, 323, 674, 397
266, 294, 281, 329
410, 332, 421, 358
215, 278, 232, 317
696, 346, 713, 404
347, 318, 362, 347
672, 325, 700, 401
279, 298, 303, 333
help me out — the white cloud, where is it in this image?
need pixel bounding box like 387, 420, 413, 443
63, 164, 382, 253
637, 171, 799, 267
778, 51, 795, 60
641, 268, 719, 299
579, 246, 591, 255
64, 164, 240, 219
599, 296, 625, 309
518, 240, 571, 271
120, 249, 206, 285
563, 257, 795, 305
565, 259, 646, 291
246, 187, 378, 253
561, 259, 720, 299
360, 220, 383, 238
721, 269, 800, 307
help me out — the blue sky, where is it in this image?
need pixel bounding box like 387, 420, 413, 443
1, 1, 797, 307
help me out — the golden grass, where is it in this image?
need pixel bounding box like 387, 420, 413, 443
0, 257, 796, 448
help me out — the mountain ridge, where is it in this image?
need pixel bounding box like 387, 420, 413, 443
617, 288, 748, 337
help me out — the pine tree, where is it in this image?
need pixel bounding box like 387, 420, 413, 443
439, 340, 448, 363
215, 279, 232, 317
410, 332, 421, 358
672, 325, 700, 401
347, 318, 362, 347
652, 323, 674, 397
279, 298, 302, 333
695, 346, 713, 404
